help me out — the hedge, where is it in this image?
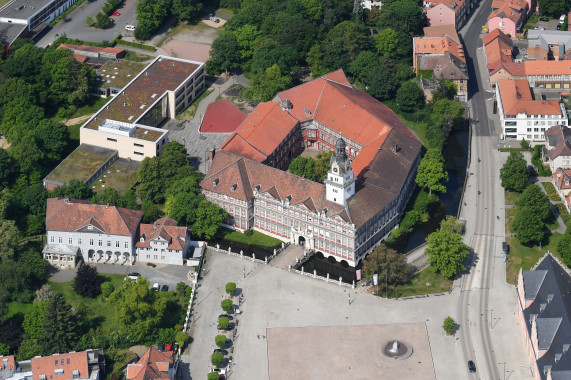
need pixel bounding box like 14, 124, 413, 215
542, 182, 561, 202
115, 39, 157, 52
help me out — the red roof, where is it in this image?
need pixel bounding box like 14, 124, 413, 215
126, 346, 174, 380
553, 168, 571, 191
200, 99, 246, 133
46, 198, 143, 236
136, 217, 189, 251
32, 352, 89, 380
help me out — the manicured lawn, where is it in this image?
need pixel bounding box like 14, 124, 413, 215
505, 233, 564, 284
68, 96, 109, 119
67, 122, 83, 141
505, 207, 517, 234
49, 273, 125, 331
542, 182, 561, 202
401, 119, 429, 147
218, 227, 282, 248
505, 190, 521, 205
6, 302, 34, 326
384, 268, 452, 298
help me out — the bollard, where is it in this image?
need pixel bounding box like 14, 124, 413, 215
339, 276, 342, 285
301, 266, 304, 273
229, 247, 232, 253
240, 250, 243, 258
282, 242, 285, 248
274, 248, 277, 255
265, 256, 268, 264
352, 280, 355, 289
313, 269, 317, 278
327, 273, 329, 281
288, 264, 291, 271
252, 253, 256, 261
217, 243, 220, 250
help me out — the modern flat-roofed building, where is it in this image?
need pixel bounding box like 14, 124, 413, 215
496, 79, 567, 141
0, 0, 79, 44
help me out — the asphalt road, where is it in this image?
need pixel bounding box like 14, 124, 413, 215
458, 0, 501, 379
36, 0, 138, 48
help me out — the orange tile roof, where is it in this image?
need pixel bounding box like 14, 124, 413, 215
482, 28, 513, 46
523, 60, 571, 75
553, 168, 571, 191
46, 197, 144, 236
423, 24, 460, 42
414, 35, 465, 62
32, 352, 89, 380
136, 218, 189, 251
489, 0, 527, 23
321, 69, 352, 86
498, 79, 562, 115
425, 0, 466, 13
200, 99, 246, 133
126, 346, 174, 380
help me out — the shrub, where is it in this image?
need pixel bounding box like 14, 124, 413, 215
175, 331, 189, 348
101, 282, 114, 297
176, 282, 187, 294
218, 317, 229, 329
208, 372, 220, 380
443, 316, 455, 334
221, 299, 233, 313
531, 145, 552, 176
244, 229, 253, 236
211, 352, 224, 367
215, 335, 227, 348
146, 262, 156, 267
542, 182, 561, 202
225, 282, 236, 295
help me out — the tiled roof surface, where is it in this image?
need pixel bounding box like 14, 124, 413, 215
46, 198, 143, 236
32, 352, 88, 380
523, 60, 571, 75
136, 219, 188, 251
498, 80, 562, 116
84, 57, 200, 131
423, 24, 460, 42
546, 126, 571, 160
200, 99, 246, 133
489, 0, 527, 23
553, 169, 571, 191
126, 346, 174, 380
220, 102, 299, 160
418, 52, 468, 80
483, 28, 513, 46
321, 69, 352, 86
414, 36, 466, 62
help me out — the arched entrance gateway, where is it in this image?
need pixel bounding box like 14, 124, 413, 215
298, 236, 306, 246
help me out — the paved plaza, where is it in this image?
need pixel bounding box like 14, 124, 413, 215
267, 323, 436, 380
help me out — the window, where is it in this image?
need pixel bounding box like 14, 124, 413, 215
68, 238, 72, 244
107, 241, 111, 247
58, 237, 62, 243
78, 238, 82, 245
134, 143, 144, 147
90, 239, 94, 246
98, 240, 103, 246
66, 359, 70, 365
107, 138, 117, 142
55, 369, 63, 376
134, 151, 144, 156
50, 236, 55, 243
125, 241, 129, 248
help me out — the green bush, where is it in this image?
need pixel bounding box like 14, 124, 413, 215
211, 352, 224, 367
101, 282, 114, 297
386, 188, 437, 242
146, 262, 156, 268
542, 182, 561, 201
225, 282, 236, 295
528, 14, 539, 23
116, 40, 157, 52
215, 335, 227, 348
443, 316, 455, 334
175, 331, 189, 348
218, 317, 229, 329
176, 282, 187, 294
532, 145, 552, 176
208, 373, 220, 380
244, 229, 253, 236
221, 299, 233, 313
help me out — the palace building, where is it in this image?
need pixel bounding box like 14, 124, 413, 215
200, 71, 422, 267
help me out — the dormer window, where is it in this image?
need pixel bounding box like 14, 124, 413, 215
88, 225, 93, 230
231, 183, 237, 192
213, 178, 219, 187
55, 369, 64, 376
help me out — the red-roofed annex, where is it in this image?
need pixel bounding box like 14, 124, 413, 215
202, 71, 422, 267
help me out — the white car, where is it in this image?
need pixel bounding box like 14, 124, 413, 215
152, 283, 160, 290
209, 368, 226, 376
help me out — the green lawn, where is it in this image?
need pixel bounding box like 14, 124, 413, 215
217, 227, 282, 248
506, 233, 564, 284
67, 122, 83, 141
542, 182, 561, 201
505, 207, 517, 234
382, 268, 452, 298
401, 119, 429, 147
6, 302, 34, 326
123, 50, 155, 62
505, 190, 521, 205
70, 97, 109, 119
49, 273, 125, 331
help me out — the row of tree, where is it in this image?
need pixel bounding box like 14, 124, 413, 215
135, 0, 203, 40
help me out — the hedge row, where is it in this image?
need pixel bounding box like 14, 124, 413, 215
115, 39, 157, 52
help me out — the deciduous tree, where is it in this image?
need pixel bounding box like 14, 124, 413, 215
396, 80, 424, 113
73, 265, 102, 298
556, 233, 571, 266
425, 227, 469, 278
51, 179, 95, 200
362, 244, 410, 287
513, 207, 545, 245
244, 64, 292, 102
500, 151, 529, 192
516, 184, 552, 223
415, 149, 448, 195
0, 219, 19, 261
206, 31, 241, 74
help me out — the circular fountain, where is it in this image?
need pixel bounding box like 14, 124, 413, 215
381, 340, 413, 360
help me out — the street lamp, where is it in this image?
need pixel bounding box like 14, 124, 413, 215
498, 362, 506, 380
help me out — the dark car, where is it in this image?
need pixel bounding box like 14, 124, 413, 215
540, 17, 549, 21
218, 314, 234, 320
557, 24, 562, 30
161, 285, 169, 292
468, 360, 476, 373
217, 323, 235, 331
128, 272, 141, 277
213, 349, 228, 355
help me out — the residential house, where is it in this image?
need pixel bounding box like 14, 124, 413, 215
483, 29, 515, 86
517, 253, 571, 380
361, 0, 382, 10
126, 346, 177, 380
202, 71, 422, 268
543, 125, 571, 172
424, 0, 469, 30
43, 198, 144, 267
552, 169, 571, 210
496, 79, 567, 141
413, 25, 468, 100
487, 0, 529, 37
135, 217, 192, 266
527, 30, 571, 61
57, 44, 125, 66
31, 350, 105, 380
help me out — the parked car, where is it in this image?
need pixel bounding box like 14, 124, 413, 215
557, 24, 562, 30
112, 11, 120, 16
540, 17, 549, 22
560, 14, 566, 24
125, 25, 135, 31
152, 283, 160, 290
209, 368, 226, 379
217, 323, 235, 331
209, 15, 220, 23
218, 314, 234, 320
468, 360, 476, 373
213, 349, 228, 355
161, 285, 169, 292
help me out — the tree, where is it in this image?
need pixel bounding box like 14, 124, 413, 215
415, 149, 448, 195
244, 64, 292, 102
225, 282, 236, 295
23, 302, 46, 339
396, 80, 424, 113
101, 282, 115, 297
365, 65, 399, 101
500, 151, 529, 192
221, 299, 233, 313
141, 199, 163, 224
233, 24, 263, 60
513, 207, 545, 245
0, 343, 8, 355
520, 138, 530, 150
0, 149, 17, 190
556, 233, 571, 267
215, 335, 227, 348
16, 339, 43, 360
538, 0, 569, 17
165, 191, 200, 226
375, 28, 398, 57
171, 0, 202, 21
107, 278, 166, 342
379, 0, 424, 35
206, 31, 241, 74
51, 179, 95, 200
288, 156, 316, 181
516, 184, 552, 223
211, 352, 224, 367
86, 16, 94, 25
95, 12, 111, 28
0, 219, 19, 261
192, 199, 227, 239
0, 319, 21, 354
208, 372, 220, 380
218, 317, 229, 329
362, 244, 410, 288
430, 99, 464, 136
175, 331, 189, 348
39, 293, 77, 354
135, 0, 169, 40
425, 227, 469, 278
439, 216, 463, 234
314, 151, 334, 183
73, 265, 102, 298
443, 316, 455, 335
91, 187, 121, 206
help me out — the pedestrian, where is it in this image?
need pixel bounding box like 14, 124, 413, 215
257, 334, 260, 339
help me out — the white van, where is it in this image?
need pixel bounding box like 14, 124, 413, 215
125, 25, 135, 31
560, 15, 566, 24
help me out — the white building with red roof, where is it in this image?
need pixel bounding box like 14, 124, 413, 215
544, 125, 571, 172
135, 217, 192, 265
126, 346, 177, 380
202, 71, 422, 267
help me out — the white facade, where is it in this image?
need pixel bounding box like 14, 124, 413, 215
496, 85, 568, 141
325, 139, 356, 205
361, 0, 382, 10
136, 233, 191, 266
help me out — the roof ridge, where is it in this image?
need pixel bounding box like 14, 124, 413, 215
204, 152, 242, 179
313, 79, 328, 116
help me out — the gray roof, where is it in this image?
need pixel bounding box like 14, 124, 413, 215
417, 52, 468, 81
522, 254, 571, 380
527, 30, 571, 51
0, 22, 26, 45
0, 0, 55, 21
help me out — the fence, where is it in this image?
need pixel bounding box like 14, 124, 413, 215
288, 265, 355, 288
207, 242, 289, 264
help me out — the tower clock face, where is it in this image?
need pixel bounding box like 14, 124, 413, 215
333, 167, 338, 173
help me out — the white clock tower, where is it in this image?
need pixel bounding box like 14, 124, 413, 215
325, 138, 356, 205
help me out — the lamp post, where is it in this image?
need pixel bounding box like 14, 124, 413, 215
499, 362, 506, 380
